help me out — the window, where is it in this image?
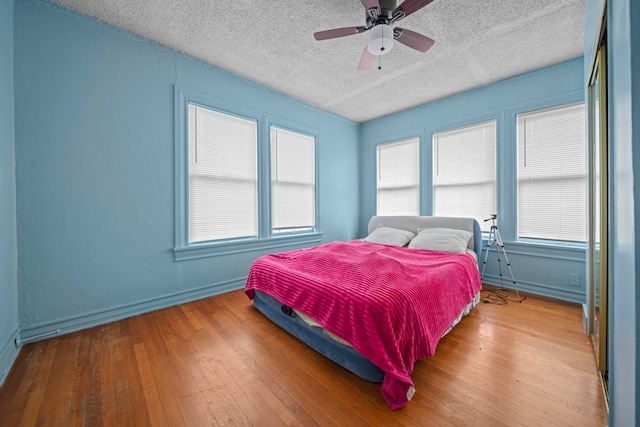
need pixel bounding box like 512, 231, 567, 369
432, 120, 496, 231
376, 137, 420, 215
188, 104, 257, 243
175, 89, 322, 260
517, 103, 586, 242
270, 127, 316, 233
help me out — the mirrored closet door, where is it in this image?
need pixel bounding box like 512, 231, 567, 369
588, 19, 608, 407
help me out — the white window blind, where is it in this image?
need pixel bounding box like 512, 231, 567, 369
432, 121, 496, 232
188, 104, 257, 243
517, 103, 586, 242
270, 127, 315, 232
376, 137, 420, 215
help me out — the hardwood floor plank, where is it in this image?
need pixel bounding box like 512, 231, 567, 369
34, 334, 82, 426
17, 339, 59, 427
68, 331, 91, 427
0, 343, 44, 426
0, 288, 608, 426
137, 311, 191, 427
134, 342, 175, 426
100, 326, 119, 427
84, 326, 105, 427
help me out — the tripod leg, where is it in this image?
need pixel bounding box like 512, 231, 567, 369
497, 245, 522, 302
495, 243, 505, 288
481, 231, 493, 281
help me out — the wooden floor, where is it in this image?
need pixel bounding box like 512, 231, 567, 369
0, 288, 608, 426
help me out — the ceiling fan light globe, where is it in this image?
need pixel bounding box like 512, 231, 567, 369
367, 24, 394, 55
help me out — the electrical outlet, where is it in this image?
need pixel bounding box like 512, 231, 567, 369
568, 273, 580, 287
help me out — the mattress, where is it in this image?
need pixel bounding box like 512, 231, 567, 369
253, 289, 386, 383
253, 289, 481, 384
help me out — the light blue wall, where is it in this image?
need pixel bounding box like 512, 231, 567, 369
13, 0, 360, 341
0, 0, 19, 386
360, 58, 586, 303
584, 0, 640, 425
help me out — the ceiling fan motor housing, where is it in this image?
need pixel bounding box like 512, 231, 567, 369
367, 24, 394, 55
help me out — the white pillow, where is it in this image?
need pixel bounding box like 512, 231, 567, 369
364, 225, 416, 247
408, 227, 473, 254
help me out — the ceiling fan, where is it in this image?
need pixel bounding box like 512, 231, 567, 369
314, 0, 435, 70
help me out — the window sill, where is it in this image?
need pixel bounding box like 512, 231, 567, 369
511, 239, 586, 251
481, 238, 586, 262
174, 232, 323, 261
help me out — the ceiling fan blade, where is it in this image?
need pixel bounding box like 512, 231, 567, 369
361, 0, 381, 18
392, 0, 434, 22
314, 26, 366, 41
394, 27, 435, 52
361, 0, 381, 9
358, 48, 375, 70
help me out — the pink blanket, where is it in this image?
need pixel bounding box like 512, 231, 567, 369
244, 240, 482, 409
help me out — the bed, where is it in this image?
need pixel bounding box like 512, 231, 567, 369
244, 216, 483, 409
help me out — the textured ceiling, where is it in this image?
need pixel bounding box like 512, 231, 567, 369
53, 0, 586, 123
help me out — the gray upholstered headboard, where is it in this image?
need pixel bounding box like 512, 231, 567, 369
367, 216, 483, 253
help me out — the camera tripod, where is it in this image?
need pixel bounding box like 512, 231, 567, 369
481, 214, 522, 302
